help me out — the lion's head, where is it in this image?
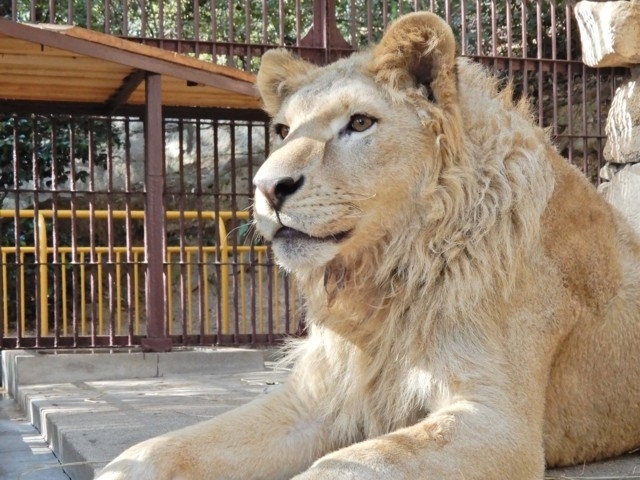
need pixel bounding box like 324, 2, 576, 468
253, 13, 464, 274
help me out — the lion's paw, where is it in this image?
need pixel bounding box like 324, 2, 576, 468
292, 459, 382, 480
94, 437, 187, 480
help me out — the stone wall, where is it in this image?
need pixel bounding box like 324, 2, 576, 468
575, 0, 640, 233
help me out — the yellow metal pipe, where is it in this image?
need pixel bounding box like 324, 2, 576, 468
0, 209, 268, 340
37, 212, 49, 336
97, 254, 103, 335
19, 252, 25, 335
166, 253, 172, 336
116, 252, 122, 335
258, 250, 264, 334
240, 252, 246, 335
203, 251, 209, 334
2, 252, 8, 335
80, 252, 86, 336
218, 216, 229, 335
187, 252, 193, 334
61, 253, 67, 335
134, 251, 140, 335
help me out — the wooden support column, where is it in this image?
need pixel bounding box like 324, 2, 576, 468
298, 0, 351, 64
141, 72, 172, 352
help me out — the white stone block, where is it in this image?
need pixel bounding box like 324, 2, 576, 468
599, 163, 640, 235
604, 77, 640, 163
575, 0, 640, 68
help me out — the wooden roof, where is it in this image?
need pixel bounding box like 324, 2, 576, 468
0, 18, 263, 115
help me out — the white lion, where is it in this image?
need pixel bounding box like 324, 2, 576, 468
97, 12, 640, 480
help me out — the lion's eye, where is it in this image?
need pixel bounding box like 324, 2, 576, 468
274, 124, 290, 140
348, 114, 376, 133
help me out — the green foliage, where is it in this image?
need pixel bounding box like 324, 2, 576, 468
0, 115, 115, 207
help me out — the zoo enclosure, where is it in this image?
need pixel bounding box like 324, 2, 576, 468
0, 1, 631, 349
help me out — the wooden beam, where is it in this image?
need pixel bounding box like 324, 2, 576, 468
104, 69, 146, 115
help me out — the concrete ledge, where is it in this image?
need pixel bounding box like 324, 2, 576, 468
1, 347, 265, 398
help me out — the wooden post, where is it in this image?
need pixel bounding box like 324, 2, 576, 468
141, 72, 172, 352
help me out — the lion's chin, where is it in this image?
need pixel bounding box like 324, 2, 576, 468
271, 227, 351, 272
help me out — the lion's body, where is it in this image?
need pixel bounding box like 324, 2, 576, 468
97, 13, 640, 480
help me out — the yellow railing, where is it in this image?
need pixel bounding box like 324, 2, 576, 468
0, 209, 296, 339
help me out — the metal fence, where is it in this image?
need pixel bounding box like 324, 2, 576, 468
0, 1, 631, 349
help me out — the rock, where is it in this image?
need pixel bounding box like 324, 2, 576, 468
603, 76, 640, 163
575, 0, 640, 68
599, 162, 625, 181
599, 163, 640, 234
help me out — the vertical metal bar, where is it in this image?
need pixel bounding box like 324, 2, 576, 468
581, 63, 588, 175
106, 118, 116, 345
244, 0, 251, 68
0, 250, 5, 342
105, 0, 111, 33
261, 0, 268, 44
195, 119, 206, 344
69, 119, 79, 347
382, 0, 388, 28
475, 0, 482, 56
490, 0, 497, 71
178, 119, 188, 343
124, 119, 134, 344
212, 121, 223, 343
219, 217, 230, 339
521, 1, 528, 98
67, 0, 73, 24
12, 117, 22, 347
536, 0, 544, 127
550, 0, 558, 138
366, 0, 373, 45
595, 70, 603, 182
158, 0, 165, 43
247, 121, 256, 342
267, 257, 274, 344
278, 0, 285, 45
30, 116, 43, 343
122, 0, 129, 36
460, 0, 467, 56
142, 72, 171, 352
227, 0, 234, 65
505, 0, 513, 77
349, 0, 356, 47
230, 121, 240, 344
565, 3, 574, 168
50, 117, 60, 347
85, 0, 91, 29
88, 120, 98, 344
177, 0, 183, 42
212, 0, 218, 57
194, 0, 201, 55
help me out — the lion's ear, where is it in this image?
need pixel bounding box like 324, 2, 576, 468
373, 12, 457, 103
256, 49, 317, 117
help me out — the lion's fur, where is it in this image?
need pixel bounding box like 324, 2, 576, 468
97, 12, 640, 480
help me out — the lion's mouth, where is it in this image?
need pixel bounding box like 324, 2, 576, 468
273, 227, 351, 244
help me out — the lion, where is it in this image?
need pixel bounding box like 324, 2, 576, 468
97, 12, 640, 480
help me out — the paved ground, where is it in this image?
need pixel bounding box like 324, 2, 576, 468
0, 393, 70, 480
2, 349, 640, 480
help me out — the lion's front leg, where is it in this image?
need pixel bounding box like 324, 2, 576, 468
293, 401, 545, 480
95, 385, 333, 480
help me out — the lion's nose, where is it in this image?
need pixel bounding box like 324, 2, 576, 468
254, 175, 304, 211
